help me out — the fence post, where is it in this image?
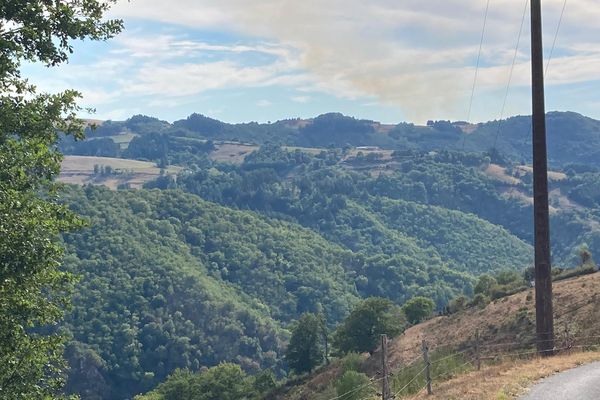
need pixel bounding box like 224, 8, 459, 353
381, 334, 390, 400
564, 325, 573, 355
422, 339, 432, 395
475, 330, 481, 371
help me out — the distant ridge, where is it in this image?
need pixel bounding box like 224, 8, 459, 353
71, 111, 600, 167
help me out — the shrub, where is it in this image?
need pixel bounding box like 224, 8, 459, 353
335, 371, 373, 400
333, 298, 403, 355
403, 297, 435, 325
339, 353, 363, 374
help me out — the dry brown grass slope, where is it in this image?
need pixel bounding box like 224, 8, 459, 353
59, 156, 181, 189
280, 273, 600, 399
411, 351, 600, 400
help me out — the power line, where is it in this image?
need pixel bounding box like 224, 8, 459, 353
325, 376, 382, 400
391, 365, 428, 398
519, 0, 568, 158
493, 0, 530, 149
545, 0, 568, 77
467, 0, 491, 122
462, 0, 491, 151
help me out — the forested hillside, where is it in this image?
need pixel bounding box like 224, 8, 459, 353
62, 111, 600, 168
53, 111, 600, 399
60, 186, 353, 398
60, 184, 519, 398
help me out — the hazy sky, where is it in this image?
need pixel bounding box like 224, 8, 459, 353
23, 0, 600, 124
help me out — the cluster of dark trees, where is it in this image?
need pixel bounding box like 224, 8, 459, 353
135, 296, 435, 400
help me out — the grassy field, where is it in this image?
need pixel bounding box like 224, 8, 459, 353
59, 156, 181, 189
108, 132, 138, 149
209, 143, 259, 164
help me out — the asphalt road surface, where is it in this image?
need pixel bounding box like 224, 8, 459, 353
520, 361, 600, 399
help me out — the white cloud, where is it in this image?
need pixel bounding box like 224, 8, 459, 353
291, 95, 311, 103
122, 59, 303, 97
107, 0, 600, 121
257, 99, 272, 107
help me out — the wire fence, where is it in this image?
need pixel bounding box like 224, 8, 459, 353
392, 332, 600, 399
325, 293, 600, 400
327, 326, 600, 400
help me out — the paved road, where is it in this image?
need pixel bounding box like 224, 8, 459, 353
520, 361, 600, 399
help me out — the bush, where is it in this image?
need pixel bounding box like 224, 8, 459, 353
554, 263, 598, 282
403, 297, 435, 325
474, 274, 497, 296
339, 353, 363, 374
469, 293, 490, 308
447, 295, 469, 314
335, 371, 373, 400
333, 298, 403, 355
391, 349, 471, 396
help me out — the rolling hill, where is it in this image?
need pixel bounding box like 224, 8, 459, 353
53, 110, 600, 399
61, 111, 600, 168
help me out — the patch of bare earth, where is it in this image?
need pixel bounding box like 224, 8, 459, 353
459, 123, 479, 134
500, 188, 559, 214
516, 165, 567, 181
209, 143, 258, 164
484, 164, 522, 185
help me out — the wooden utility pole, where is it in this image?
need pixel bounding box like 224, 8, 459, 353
421, 340, 432, 395
381, 335, 390, 400
531, 0, 555, 355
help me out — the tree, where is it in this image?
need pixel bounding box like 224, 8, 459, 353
333, 298, 403, 355
252, 369, 277, 395
579, 244, 593, 266
134, 364, 254, 400
285, 313, 324, 374
402, 296, 435, 325
0, 2, 122, 398
474, 274, 497, 296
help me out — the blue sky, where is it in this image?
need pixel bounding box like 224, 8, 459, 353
23, 0, 600, 124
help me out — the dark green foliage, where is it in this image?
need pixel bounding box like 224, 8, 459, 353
333, 298, 403, 355
473, 271, 527, 301
338, 353, 363, 374
60, 185, 368, 398
252, 369, 277, 395
124, 133, 215, 165
48, 111, 600, 398
171, 113, 298, 145
297, 113, 376, 147
474, 275, 497, 295
285, 313, 324, 374
0, 1, 121, 398
134, 364, 258, 400
334, 371, 374, 400
60, 136, 121, 157
402, 297, 435, 325
176, 147, 533, 308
